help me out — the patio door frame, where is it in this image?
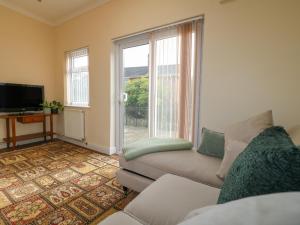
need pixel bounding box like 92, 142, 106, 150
114, 16, 204, 153
114, 33, 151, 152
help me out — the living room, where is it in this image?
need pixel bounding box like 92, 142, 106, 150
0, 0, 299, 225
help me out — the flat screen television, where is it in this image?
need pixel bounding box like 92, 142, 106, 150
0, 83, 44, 113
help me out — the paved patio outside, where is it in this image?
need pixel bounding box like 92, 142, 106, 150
124, 125, 148, 145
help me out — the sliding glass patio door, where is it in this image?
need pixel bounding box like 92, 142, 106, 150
116, 35, 150, 147
115, 19, 203, 151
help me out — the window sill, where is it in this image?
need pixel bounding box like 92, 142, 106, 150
64, 105, 91, 109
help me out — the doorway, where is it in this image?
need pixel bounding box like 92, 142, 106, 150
122, 44, 150, 146
115, 19, 203, 152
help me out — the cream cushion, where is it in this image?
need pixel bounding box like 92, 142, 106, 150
120, 150, 223, 188
216, 139, 247, 179
124, 174, 220, 225
217, 110, 273, 179
288, 125, 300, 145
98, 212, 142, 225
179, 192, 300, 225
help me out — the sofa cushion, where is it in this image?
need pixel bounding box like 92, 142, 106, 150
288, 125, 300, 145
198, 128, 224, 159
179, 192, 300, 225
98, 212, 142, 225
216, 139, 247, 180
124, 174, 220, 225
218, 126, 300, 204
224, 110, 273, 143
217, 110, 273, 179
120, 150, 223, 188
123, 137, 193, 160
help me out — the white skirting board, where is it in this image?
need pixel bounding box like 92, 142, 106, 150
0, 136, 54, 149
57, 135, 117, 155
0, 135, 116, 155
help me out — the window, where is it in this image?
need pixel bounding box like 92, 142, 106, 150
66, 48, 89, 107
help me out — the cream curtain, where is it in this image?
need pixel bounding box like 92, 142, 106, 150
151, 27, 179, 138
150, 20, 202, 141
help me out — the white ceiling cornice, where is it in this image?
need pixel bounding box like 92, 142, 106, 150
0, 0, 54, 25
0, 0, 111, 26
55, 0, 110, 26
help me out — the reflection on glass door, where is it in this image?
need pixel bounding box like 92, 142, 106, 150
122, 44, 150, 146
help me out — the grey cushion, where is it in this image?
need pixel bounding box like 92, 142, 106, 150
120, 150, 223, 188
124, 174, 220, 225
198, 128, 224, 159
98, 212, 142, 225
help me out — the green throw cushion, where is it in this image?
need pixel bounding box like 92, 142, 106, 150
197, 128, 224, 159
123, 138, 193, 160
218, 126, 300, 204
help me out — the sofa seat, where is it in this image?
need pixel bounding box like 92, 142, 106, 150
119, 150, 223, 188
124, 174, 220, 225
99, 212, 142, 225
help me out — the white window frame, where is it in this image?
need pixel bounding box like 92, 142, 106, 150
65, 47, 90, 107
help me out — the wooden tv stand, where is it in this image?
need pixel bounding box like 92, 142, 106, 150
0, 113, 54, 149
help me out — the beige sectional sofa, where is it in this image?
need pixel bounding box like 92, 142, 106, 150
99, 149, 223, 225
117, 111, 277, 193
100, 173, 220, 225
117, 149, 223, 193
99, 115, 300, 225
99, 186, 300, 225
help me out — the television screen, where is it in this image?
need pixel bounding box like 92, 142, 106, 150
0, 83, 44, 112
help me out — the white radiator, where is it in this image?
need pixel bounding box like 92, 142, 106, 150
64, 109, 85, 141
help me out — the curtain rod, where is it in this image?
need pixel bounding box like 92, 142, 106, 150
112, 15, 203, 42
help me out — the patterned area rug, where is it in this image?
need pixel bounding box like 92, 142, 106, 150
0, 141, 138, 225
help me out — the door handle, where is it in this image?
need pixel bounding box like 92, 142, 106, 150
118, 93, 128, 104
123, 93, 128, 102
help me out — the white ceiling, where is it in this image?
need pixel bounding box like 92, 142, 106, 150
0, 0, 111, 26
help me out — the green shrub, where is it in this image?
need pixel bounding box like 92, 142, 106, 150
125, 76, 148, 118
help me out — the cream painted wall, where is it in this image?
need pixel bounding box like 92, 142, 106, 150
0, 0, 298, 151
55, 0, 300, 151
0, 6, 56, 142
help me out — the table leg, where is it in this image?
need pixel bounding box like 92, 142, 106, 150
11, 118, 16, 149
43, 116, 46, 142
6, 118, 10, 148
50, 114, 53, 141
